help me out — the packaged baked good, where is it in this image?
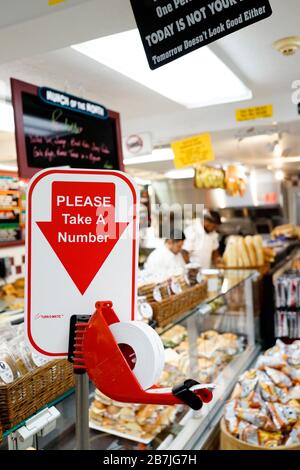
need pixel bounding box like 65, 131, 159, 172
288, 386, 300, 401
161, 325, 187, 348
238, 420, 259, 446
224, 400, 239, 435
9, 338, 32, 376
258, 430, 283, 448
267, 402, 299, 430
265, 367, 292, 388
236, 407, 276, 432
282, 365, 300, 383
119, 407, 139, 422
285, 421, 300, 446
104, 405, 122, 419
0, 324, 14, 343
231, 382, 242, 399
256, 354, 287, 370
257, 371, 279, 402
248, 387, 265, 409
0, 346, 19, 384
264, 340, 287, 357
240, 376, 258, 399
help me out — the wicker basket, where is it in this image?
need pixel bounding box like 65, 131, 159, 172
150, 281, 208, 327
220, 418, 300, 451
0, 359, 74, 432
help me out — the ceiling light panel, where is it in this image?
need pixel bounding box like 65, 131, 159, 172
72, 29, 252, 109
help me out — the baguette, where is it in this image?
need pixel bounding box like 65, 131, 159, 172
238, 237, 251, 267
253, 235, 264, 266
245, 236, 257, 266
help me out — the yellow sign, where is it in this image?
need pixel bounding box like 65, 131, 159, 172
48, 0, 66, 5
236, 105, 273, 122
171, 133, 215, 169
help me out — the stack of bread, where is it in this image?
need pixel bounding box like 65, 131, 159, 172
223, 235, 266, 268
223, 340, 300, 448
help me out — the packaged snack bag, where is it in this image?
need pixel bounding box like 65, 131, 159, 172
285, 421, 300, 446
258, 430, 283, 448
265, 367, 292, 389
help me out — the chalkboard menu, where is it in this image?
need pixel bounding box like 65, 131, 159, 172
11, 79, 124, 178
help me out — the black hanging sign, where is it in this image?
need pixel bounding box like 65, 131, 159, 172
130, 0, 273, 70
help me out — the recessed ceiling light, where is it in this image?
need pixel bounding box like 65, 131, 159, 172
72, 29, 252, 109
275, 170, 285, 181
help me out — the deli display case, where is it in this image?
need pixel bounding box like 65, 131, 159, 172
0, 269, 261, 451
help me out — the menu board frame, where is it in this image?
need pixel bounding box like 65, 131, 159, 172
11, 78, 124, 179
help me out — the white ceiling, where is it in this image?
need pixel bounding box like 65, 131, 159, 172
0, 0, 88, 29
0, 0, 300, 176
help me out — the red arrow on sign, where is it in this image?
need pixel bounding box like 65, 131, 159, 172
37, 181, 128, 295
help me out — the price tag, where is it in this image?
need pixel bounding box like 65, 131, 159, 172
0, 361, 14, 384
153, 286, 162, 302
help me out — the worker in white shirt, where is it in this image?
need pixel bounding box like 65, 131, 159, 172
184, 210, 222, 269
144, 229, 187, 279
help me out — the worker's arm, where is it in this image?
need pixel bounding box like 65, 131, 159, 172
212, 249, 223, 267
181, 249, 190, 264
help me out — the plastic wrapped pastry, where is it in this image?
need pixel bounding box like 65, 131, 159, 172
236, 407, 276, 432
238, 420, 259, 446
285, 422, 300, 446
265, 367, 292, 389
257, 371, 279, 402
224, 400, 239, 435
267, 403, 299, 430
258, 430, 283, 448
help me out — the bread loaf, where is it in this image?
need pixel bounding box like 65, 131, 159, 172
238, 237, 251, 267
253, 235, 264, 266
245, 236, 257, 266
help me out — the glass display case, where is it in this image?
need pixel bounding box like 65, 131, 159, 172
1, 269, 260, 451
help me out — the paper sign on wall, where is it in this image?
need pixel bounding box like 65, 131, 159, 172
48, 0, 65, 5
236, 105, 273, 122
129, 0, 272, 70
26, 169, 139, 358
172, 133, 215, 169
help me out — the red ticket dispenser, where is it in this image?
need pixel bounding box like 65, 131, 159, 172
69, 302, 214, 410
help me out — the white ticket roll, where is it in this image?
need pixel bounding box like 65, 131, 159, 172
135, 321, 165, 382
109, 321, 165, 390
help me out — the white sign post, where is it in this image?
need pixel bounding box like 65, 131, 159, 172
26, 168, 139, 358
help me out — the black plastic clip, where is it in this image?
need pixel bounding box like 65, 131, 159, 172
68, 315, 91, 373
172, 379, 203, 411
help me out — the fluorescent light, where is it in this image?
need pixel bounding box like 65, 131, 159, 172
0, 164, 18, 171
0, 102, 14, 132
124, 148, 174, 165
275, 170, 285, 181
72, 29, 252, 109
165, 168, 195, 180
133, 176, 152, 185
